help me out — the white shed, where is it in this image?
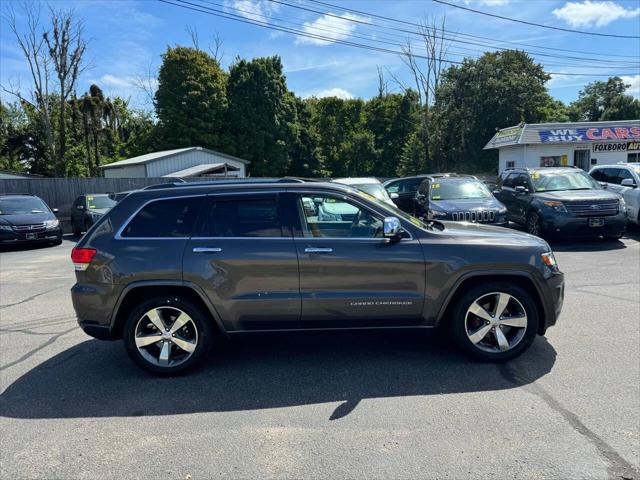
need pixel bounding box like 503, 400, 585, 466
100, 147, 250, 178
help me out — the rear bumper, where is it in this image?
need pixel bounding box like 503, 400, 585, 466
71, 283, 122, 340
542, 212, 626, 237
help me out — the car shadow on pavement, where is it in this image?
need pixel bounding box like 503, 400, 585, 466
0, 330, 556, 421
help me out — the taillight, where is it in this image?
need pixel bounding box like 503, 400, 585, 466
71, 247, 96, 271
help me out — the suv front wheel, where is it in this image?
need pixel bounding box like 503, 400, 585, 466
123, 295, 214, 375
450, 282, 539, 362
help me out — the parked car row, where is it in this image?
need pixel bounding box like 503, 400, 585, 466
1, 163, 637, 249
380, 165, 634, 240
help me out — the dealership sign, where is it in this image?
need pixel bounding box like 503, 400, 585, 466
539, 126, 640, 143
491, 125, 523, 146
593, 141, 640, 152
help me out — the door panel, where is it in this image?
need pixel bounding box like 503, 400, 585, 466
294, 192, 426, 328
182, 194, 300, 331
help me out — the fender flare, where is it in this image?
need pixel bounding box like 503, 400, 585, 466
109, 280, 227, 337
434, 269, 547, 327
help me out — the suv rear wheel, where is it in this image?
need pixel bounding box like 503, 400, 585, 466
450, 282, 539, 362
123, 295, 214, 375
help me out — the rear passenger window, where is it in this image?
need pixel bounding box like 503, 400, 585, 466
121, 197, 201, 238
202, 196, 283, 237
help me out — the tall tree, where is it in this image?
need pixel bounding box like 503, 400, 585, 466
570, 77, 640, 121
434, 50, 551, 172
226, 56, 296, 176
155, 46, 229, 151
44, 7, 87, 175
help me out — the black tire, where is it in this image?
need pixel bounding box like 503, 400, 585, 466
50, 239, 63, 246
72, 224, 81, 236
526, 211, 544, 237
123, 295, 214, 376
449, 281, 539, 362
84, 220, 91, 234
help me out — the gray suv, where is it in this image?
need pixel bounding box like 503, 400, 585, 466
71, 181, 564, 375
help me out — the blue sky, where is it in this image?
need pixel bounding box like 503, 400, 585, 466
1, 0, 639, 111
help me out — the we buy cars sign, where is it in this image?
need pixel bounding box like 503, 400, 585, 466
539, 126, 640, 142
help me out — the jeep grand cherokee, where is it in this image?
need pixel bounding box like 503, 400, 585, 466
70, 181, 564, 375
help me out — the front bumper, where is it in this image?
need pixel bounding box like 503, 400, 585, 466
540, 270, 564, 332
542, 212, 626, 237
0, 227, 62, 244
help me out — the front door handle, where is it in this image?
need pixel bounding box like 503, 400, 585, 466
193, 247, 222, 253
305, 247, 333, 254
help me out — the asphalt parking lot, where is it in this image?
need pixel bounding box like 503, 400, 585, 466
1, 231, 639, 479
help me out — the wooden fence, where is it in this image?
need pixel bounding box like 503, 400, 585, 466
0, 177, 179, 232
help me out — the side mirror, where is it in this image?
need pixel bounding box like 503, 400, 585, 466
515, 186, 528, 195
599, 182, 608, 189
390, 192, 399, 200
52, 208, 59, 214
77, 205, 85, 210
383, 217, 403, 239
621, 178, 636, 188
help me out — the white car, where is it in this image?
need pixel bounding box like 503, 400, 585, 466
589, 164, 640, 225
332, 177, 397, 207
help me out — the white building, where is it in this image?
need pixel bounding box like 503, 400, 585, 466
100, 146, 250, 178
484, 120, 640, 173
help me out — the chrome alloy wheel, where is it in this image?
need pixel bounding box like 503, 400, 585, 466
134, 306, 198, 368
464, 292, 528, 353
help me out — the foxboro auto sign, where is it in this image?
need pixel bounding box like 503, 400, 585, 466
539, 126, 640, 143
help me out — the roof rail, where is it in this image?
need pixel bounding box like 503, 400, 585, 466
0, 192, 35, 196
142, 177, 312, 190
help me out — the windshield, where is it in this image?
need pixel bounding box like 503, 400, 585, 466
87, 195, 116, 210
531, 170, 601, 192
0, 197, 49, 215
352, 183, 391, 201
430, 181, 492, 200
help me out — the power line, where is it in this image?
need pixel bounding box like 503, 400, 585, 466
306, 0, 640, 59
201, 0, 638, 70
433, 0, 640, 39
158, 0, 639, 76
269, 0, 639, 66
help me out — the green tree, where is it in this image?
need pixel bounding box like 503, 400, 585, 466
397, 131, 426, 176
226, 56, 296, 176
569, 77, 639, 121
155, 46, 229, 151
364, 91, 421, 176
435, 50, 551, 172
287, 96, 318, 177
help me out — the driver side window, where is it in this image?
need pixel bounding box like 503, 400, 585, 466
298, 194, 383, 238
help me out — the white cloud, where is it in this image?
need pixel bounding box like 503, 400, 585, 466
296, 12, 370, 46
305, 88, 354, 99
552, 1, 640, 28
620, 75, 640, 99
226, 0, 280, 22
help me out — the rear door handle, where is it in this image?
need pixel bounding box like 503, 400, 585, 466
305, 247, 333, 253
193, 247, 222, 253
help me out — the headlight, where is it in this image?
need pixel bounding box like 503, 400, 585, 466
619, 197, 626, 207
44, 219, 59, 229
0, 224, 13, 231
542, 200, 567, 213
428, 209, 447, 219
541, 252, 558, 271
